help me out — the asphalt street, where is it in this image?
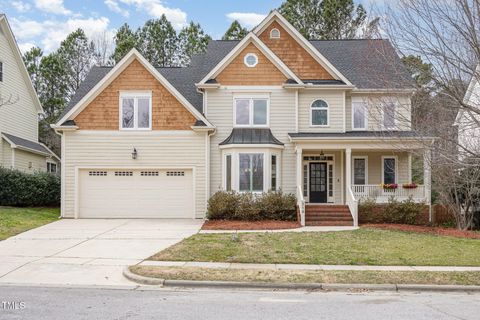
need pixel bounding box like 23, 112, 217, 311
1, 285, 480, 320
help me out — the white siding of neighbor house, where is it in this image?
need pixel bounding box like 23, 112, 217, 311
62, 131, 207, 218
298, 90, 345, 132
347, 94, 412, 131
1, 139, 12, 168
14, 149, 48, 173
206, 88, 297, 196
458, 79, 480, 155
0, 26, 39, 143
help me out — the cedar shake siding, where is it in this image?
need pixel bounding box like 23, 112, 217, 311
74, 59, 196, 130
216, 43, 288, 85
259, 21, 335, 80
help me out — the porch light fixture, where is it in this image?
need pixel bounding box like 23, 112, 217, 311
132, 148, 138, 160
319, 150, 326, 160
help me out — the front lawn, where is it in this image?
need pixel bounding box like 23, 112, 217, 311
150, 228, 480, 266
0, 207, 59, 240
131, 266, 480, 286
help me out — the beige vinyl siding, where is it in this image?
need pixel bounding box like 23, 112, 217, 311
0, 26, 38, 142
62, 131, 207, 219
352, 151, 410, 185
13, 149, 47, 173
298, 90, 345, 132
207, 88, 297, 195
348, 94, 412, 131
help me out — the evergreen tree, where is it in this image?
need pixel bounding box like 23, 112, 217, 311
112, 23, 138, 63
177, 21, 211, 66
23, 46, 43, 92
222, 20, 248, 40
137, 15, 178, 67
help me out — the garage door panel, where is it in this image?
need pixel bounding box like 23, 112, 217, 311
79, 169, 193, 218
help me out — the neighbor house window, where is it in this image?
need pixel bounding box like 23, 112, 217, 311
271, 155, 277, 190
0, 62, 3, 82
234, 98, 269, 127
352, 102, 368, 130
47, 162, 57, 174
239, 153, 264, 192
383, 102, 396, 129
353, 157, 367, 185
270, 28, 281, 39
225, 154, 232, 191
120, 92, 152, 130
311, 99, 329, 126
382, 157, 397, 184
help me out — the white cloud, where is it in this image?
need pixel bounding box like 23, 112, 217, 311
12, 1, 31, 12
226, 12, 267, 28
117, 0, 187, 29
18, 42, 36, 54
11, 17, 113, 53
104, 0, 130, 18
34, 0, 72, 15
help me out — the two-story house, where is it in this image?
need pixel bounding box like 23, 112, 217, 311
53, 11, 433, 226
0, 14, 59, 173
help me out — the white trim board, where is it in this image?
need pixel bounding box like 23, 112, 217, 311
56, 49, 214, 129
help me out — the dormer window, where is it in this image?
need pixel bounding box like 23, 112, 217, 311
244, 53, 258, 68
120, 91, 152, 130
270, 28, 281, 39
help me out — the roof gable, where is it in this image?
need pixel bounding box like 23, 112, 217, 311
0, 15, 43, 114
55, 49, 213, 128
253, 10, 352, 86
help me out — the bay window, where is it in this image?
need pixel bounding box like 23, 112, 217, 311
271, 155, 277, 191
239, 153, 264, 192
120, 92, 152, 130
234, 98, 269, 127
225, 154, 232, 191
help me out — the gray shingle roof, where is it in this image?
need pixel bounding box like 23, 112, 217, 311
220, 128, 284, 145
2, 132, 53, 155
288, 131, 433, 139
61, 39, 413, 124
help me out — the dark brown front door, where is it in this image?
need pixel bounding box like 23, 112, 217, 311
309, 162, 327, 203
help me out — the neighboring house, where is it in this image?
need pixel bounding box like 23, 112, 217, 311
456, 65, 480, 157
53, 11, 433, 226
0, 14, 59, 173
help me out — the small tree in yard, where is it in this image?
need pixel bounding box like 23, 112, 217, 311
369, 0, 480, 230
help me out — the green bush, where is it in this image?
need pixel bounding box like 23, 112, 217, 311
206, 190, 297, 221
0, 168, 60, 207
384, 196, 424, 224
358, 197, 382, 223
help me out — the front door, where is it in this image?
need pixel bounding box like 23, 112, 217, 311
309, 162, 327, 203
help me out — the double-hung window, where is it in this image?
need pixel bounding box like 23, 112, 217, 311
120, 92, 152, 130
311, 99, 329, 126
383, 102, 396, 129
352, 101, 368, 130
0, 62, 3, 82
234, 98, 268, 127
353, 157, 367, 185
239, 153, 264, 192
382, 157, 397, 184
47, 162, 57, 174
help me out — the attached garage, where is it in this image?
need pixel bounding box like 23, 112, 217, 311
78, 169, 194, 219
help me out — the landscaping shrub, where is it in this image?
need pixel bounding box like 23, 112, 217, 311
206, 191, 297, 221
358, 197, 382, 223
359, 196, 427, 225
0, 168, 60, 207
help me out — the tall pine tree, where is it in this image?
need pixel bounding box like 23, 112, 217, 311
112, 23, 138, 63
177, 22, 211, 65
222, 20, 248, 40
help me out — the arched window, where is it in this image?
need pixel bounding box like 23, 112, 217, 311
311, 99, 329, 126
270, 28, 281, 39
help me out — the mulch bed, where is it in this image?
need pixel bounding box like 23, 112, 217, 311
364, 224, 480, 239
202, 220, 301, 230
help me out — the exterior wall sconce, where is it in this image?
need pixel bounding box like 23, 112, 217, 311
132, 148, 138, 160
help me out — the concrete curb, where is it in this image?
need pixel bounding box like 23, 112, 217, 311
123, 268, 480, 292
123, 267, 165, 286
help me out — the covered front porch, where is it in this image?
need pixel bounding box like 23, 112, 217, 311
290, 134, 433, 227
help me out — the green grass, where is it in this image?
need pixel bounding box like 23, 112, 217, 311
150, 228, 480, 266
131, 266, 480, 286
0, 207, 59, 240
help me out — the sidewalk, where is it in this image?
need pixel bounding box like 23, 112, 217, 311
139, 261, 480, 272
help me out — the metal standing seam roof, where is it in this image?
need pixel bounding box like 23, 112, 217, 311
61, 39, 414, 124
220, 128, 284, 145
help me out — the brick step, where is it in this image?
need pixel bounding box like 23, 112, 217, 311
306, 206, 350, 212
306, 216, 353, 222
306, 210, 351, 215
306, 221, 354, 226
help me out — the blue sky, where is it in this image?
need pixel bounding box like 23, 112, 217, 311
0, 0, 379, 53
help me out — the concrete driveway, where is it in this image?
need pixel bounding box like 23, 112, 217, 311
0, 219, 202, 286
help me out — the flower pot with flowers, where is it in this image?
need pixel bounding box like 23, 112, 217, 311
381, 183, 398, 190
402, 183, 418, 189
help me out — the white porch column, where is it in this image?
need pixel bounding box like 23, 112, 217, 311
296, 147, 305, 226
424, 148, 432, 221
345, 148, 352, 194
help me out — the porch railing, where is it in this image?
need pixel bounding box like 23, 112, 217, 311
346, 187, 358, 227
297, 185, 306, 226
352, 184, 426, 202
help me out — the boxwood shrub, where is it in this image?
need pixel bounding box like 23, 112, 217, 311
207, 191, 297, 221
0, 168, 60, 207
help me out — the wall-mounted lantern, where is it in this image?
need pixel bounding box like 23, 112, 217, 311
132, 148, 138, 160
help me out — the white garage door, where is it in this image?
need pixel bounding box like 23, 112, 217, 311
78, 169, 194, 218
